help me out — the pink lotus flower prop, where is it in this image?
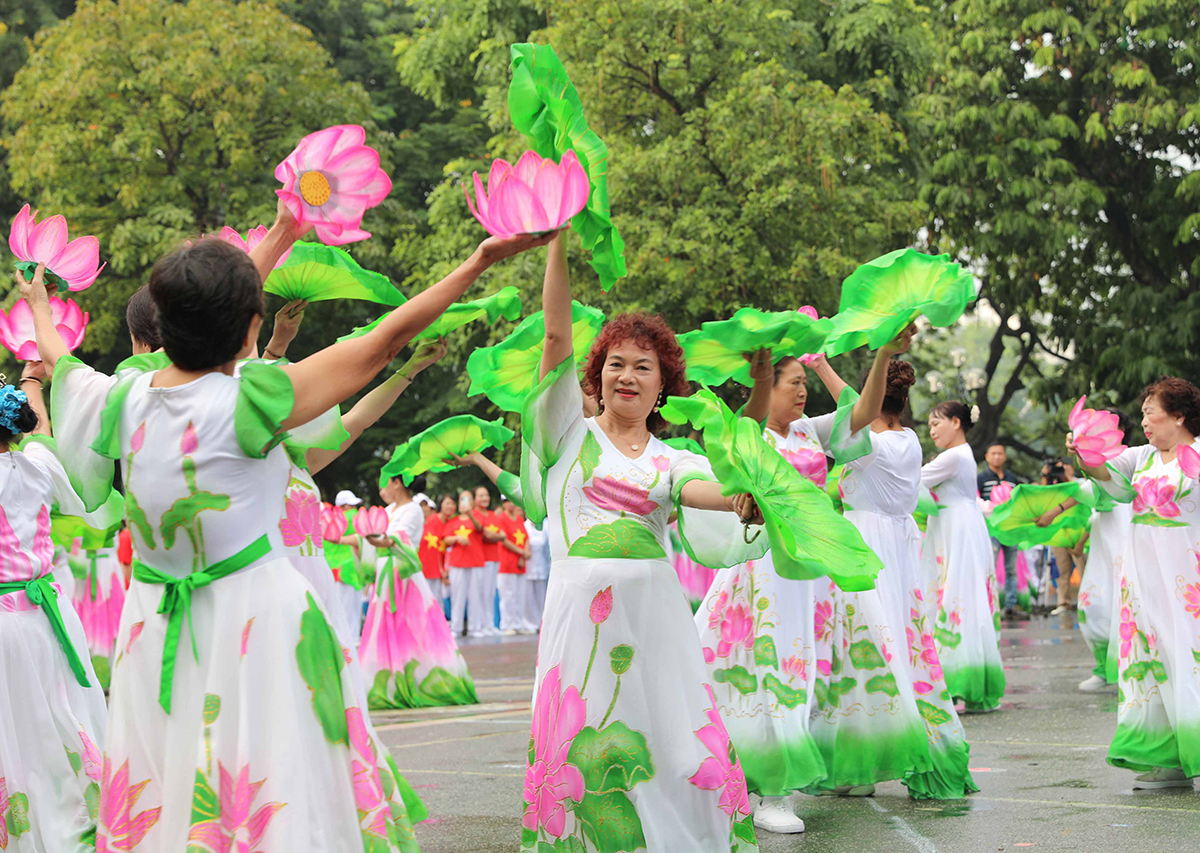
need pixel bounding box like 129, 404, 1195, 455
213, 225, 292, 269
1177, 442, 1200, 480
9, 204, 104, 291
353, 505, 389, 538
465, 150, 589, 239
582, 476, 659, 516
275, 125, 392, 246
0, 296, 88, 359
1068, 396, 1128, 468
989, 481, 1014, 507
321, 503, 348, 542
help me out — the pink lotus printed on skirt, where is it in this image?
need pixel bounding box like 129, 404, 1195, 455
582, 476, 659, 516
688, 684, 751, 817
466, 150, 589, 239
780, 447, 827, 489
716, 602, 754, 658
9, 203, 105, 290
0, 295, 88, 360
523, 665, 586, 838
280, 489, 322, 549
275, 125, 392, 246
187, 761, 285, 853
97, 756, 162, 852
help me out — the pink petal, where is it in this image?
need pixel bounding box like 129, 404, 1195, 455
9, 204, 34, 260
1068, 396, 1086, 431
247, 802, 285, 845
28, 214, 69, 266
531, 157, 567, 226
513, 150, 544, 187
486, 159, 514, 194
557, 151, 591, 223
1177, 443, 1200, 480
688, 755, 726, 790
51, 234, 102, 283
324, 145, 383, 193
298, 125, 366, 172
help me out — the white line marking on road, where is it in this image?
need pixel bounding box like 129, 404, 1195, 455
867, 798, 938, 853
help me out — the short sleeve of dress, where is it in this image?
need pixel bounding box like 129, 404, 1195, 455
235, 360, 296, 458
799, 387, 872, 465
284, 404, 351, 457
920, 448, 961, 489
668, 450, 769, 569
48, 354, 121, 511
1097, 445, 1145, 503
518, 356, 586, 524
20, 436, 125, 531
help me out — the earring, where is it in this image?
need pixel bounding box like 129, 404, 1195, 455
653, 391, 665, 413
597, 398, 605, 414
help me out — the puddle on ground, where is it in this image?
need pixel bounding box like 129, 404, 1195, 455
914, 800, 996, 817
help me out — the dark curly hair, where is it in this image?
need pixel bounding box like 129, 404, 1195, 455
859, 358, 915, 420
583, 312, 690, 433
1142, 376, 1200, 436
931, 400, 973, 433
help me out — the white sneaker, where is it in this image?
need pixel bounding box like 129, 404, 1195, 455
504, 628, 520, 636
753, 796, 805, 833
1078, 674, 1109, 692
1050, 605, 1068, 615
467, 630, 487, 638
1132, 768, 1193, 790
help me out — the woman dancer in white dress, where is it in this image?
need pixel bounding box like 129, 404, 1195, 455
0, 364, 110, 852
27, 201, 553, 851
1068, 377, 1200, 788
517, 232, 764, 853
921, 401, 1006, 712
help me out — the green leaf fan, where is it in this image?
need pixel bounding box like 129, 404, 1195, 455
509, 43, 626, 291
466, 301, 605, 412
264, 242, 406, 305
661, 389, 883, 591
823, 249, 977, 356
379, 415, 516, 487
678, 307, 832, 387
987, 482, 1092, 548
338, 287, 523, 344
664, 436, 706, 456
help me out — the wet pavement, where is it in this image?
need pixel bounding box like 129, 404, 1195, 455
373, 615, 1200, 853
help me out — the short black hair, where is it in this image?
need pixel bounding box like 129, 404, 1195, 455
126, 284, 162, 350
0, 392, 38, 443
148, 238, 264, 371
931, 400, 973, 432
986, 443, 1006, 452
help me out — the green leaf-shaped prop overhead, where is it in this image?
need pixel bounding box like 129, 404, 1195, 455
338, 287, 522, 344
987, 482, 1092, 548
678, 307, 832, 387
264, 242, 406, 305
664, 436, 705, 456
379, 415, 515, 486
509, 42, 626, 291
661, 388, 882, 591
823, 249, 977, 356
466, 301, 605, 412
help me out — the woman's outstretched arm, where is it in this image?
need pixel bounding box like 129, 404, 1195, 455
539, 232, 572, 381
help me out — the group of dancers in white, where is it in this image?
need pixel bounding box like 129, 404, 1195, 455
3, 192, 1199, 853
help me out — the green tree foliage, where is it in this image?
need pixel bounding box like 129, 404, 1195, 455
919, 0, 1199, 419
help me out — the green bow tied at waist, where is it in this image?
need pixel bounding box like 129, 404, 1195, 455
132, 534, 270, 714
0, 575, 91, 688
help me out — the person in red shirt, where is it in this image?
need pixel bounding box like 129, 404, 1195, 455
443, 490, 489, 637
473, 485, 505, 636
419, 495, 457, 607
495, 496, 533, 634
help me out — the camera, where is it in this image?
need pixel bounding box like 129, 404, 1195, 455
1042, 457, 1068, 485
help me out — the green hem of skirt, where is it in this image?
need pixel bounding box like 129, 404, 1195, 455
736, 734, 827, 796
803, 724, 932, 791
1090, 641, 1111, 681
944, 663, 1006, 711
1108, 721, 1200, 777
904, 737, 979, 800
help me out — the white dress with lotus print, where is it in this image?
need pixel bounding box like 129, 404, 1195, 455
48, 355, 426, 853
920, 443, 1006, 711
1101, 444, 1200, 775
519, 357, 758, 853
692, 415, 840, 798
0, 439, 108, 853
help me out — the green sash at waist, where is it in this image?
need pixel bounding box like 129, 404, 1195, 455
0, 575, 90, 688
132, 534, 271, 713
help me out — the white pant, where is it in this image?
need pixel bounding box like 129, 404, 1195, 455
497, 573, 528, 631
483, 561, 500, 629
524, 577, 547, 631
449, 566, 489, 634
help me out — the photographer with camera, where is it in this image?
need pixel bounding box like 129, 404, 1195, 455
978, 444, 1027, 618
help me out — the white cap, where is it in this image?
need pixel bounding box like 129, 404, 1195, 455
334, 490, 362, 507
413, 492, 434, 508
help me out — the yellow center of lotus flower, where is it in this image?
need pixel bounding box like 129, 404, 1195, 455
299, 171, 332, 206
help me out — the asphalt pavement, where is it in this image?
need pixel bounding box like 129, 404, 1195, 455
373, 615, 1200, 853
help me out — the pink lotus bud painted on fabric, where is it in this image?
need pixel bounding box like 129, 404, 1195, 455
9, 204, 105, 291
590, 586, 613, 624
0, 296, 88, 360
989, 481, 1014, 507
180, 422, 198, 456
275, 125, 392, 246
796, 305, 824, 365
912, 681, 933, 695
651, 454, 670, 473
321, 503, 348, 542
353, 505, 389, 538
131, 422, 146, 454
1068, 396, 1128, 468
213, 225, 292, 269
1177, 442, 1200, 480
465, 150, 590, 240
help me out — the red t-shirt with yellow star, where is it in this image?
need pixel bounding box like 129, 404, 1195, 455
418, 514, 448, 580
445, 513, 486, 569
474, 508, 503, 564
497, 511, 528, 575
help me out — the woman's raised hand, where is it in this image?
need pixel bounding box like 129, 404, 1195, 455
745, 348, 773, 382
17, 262, 53, 306
476, 229, 563, 266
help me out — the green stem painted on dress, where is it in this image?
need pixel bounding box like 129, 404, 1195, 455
581, 624, 599, 695
559, 455, 579, 548
598, 675, 622, 729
